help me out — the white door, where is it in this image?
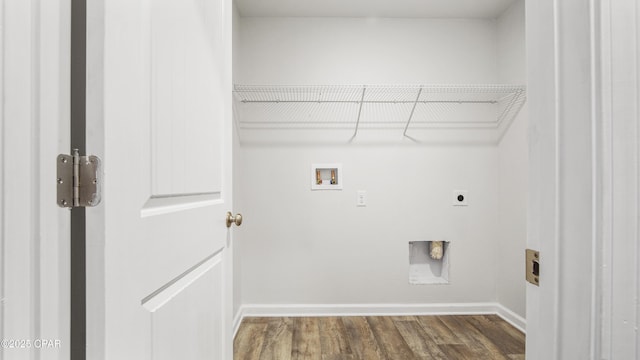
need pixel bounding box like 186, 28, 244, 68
85, 0, 235, 359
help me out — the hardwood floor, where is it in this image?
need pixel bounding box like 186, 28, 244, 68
234, 315, 525, 360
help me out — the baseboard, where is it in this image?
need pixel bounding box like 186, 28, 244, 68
232, 308, 244, 338
233, 302, 526, 336
494, 303, 526, 333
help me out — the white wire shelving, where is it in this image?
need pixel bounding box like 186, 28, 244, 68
233, 84, 526, 141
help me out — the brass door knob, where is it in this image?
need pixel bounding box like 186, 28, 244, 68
226, 212, 243, 228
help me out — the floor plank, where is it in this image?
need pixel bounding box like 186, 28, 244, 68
465, 315, 525, 356
436, 316, 496, 359
234, 315, 525, 360
342, 317, 386, 360
393, 319, 444, 360
234, 321, 269, 360
416, 316, 463, 345
292, 317, 322, 360
446, 316, 510, 360
259, 317, 294, 360
438, 344, 481, 360
487, 315, 526, 344
319, 317, 352, 356
365, 316, 419, 360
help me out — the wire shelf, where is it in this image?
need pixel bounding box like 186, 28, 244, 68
233, 84, 526, 139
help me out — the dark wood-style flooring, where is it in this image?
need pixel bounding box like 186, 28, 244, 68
234, 315, 525, 360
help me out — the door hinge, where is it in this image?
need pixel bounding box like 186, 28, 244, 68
57, 149, 102, 208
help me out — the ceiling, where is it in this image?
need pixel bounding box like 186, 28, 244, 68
235, 0, 518, 19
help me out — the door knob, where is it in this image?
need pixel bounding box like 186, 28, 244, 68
226, 212, 243, 228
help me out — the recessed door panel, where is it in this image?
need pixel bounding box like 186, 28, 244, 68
151, 0, 225, 197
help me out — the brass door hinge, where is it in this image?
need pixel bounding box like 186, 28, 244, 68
526, 249, 540, 286
57, 149, 102, 208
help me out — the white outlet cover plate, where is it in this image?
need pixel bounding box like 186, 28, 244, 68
357, 190, 367, 207
453, 190, 468, 206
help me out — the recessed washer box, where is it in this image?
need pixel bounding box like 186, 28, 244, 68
311, 163, 343, 190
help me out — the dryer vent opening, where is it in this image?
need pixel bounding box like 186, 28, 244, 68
409, 241, 450, 285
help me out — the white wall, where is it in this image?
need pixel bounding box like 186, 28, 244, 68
496, 0, 527, 318
234, 14, 526, 318
237, 17, 497, 84
237, 146, 499, 305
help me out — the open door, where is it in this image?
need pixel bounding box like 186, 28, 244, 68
85, 0, 235, 358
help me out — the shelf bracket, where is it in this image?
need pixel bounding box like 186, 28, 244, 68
351, 86, 367, 139
403, 87, 423, 137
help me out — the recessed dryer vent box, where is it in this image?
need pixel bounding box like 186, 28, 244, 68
311, 164, 343, 190
409, 241, 450, 285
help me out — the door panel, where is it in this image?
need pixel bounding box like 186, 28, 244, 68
141, 209, 225, 296
147, 253, 224, 360
86, 0, 233, 358
150, 0, 224, 196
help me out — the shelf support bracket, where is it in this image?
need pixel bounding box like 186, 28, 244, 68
351, 86, 367, 140
403, 87, 423, 137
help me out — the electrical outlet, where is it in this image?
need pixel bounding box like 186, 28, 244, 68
357, 190, 367, 207
453, 190, 468, 206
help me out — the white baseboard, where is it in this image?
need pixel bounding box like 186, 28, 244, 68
232, 308, 244, 338
233, 302, 525, 337
494, 303, 526, 333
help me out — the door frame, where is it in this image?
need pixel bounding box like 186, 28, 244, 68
1, 0, 71, 359
526, 0, 640, 358
525, 0, 600, 357
597, 0, 640, 357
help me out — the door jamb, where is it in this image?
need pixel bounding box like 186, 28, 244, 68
1, 0, 72, 359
